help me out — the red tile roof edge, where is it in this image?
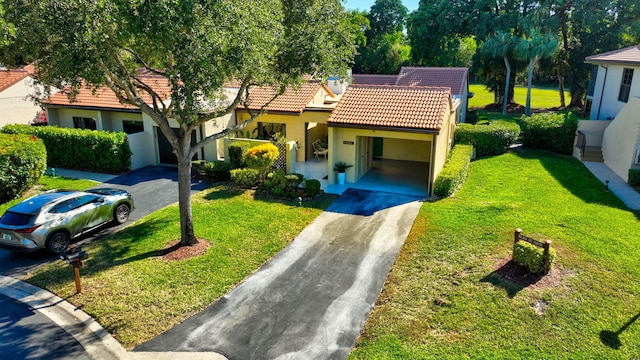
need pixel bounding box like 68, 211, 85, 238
0, 64, 35, 92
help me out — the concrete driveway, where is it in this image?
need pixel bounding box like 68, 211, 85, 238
135, 188, 423, 359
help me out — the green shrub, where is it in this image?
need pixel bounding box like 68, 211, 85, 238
228, 141, 250, 169
265, 169, 287, 191
0, 133, 47, 202
202, 161, 232, 181
455, 122, 520, 157
304, 179, 322, 197
629, 169, 640, 187
512, 240, 555, 274
285, 173, 304, 188
434, 144, 474, 197
230, 168, 260, 187
518, 112, 578, 155
244, 143, 279, 181
1, 124, 131, 172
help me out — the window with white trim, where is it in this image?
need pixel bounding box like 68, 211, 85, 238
618, 68, 634, 103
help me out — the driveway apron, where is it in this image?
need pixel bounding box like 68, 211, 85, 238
135, 188, 423, 359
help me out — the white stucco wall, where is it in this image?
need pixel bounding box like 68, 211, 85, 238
0, 78, 43, 128
589, 64, 640, 120
602, 96, 640, 181
127, 130, 155, 170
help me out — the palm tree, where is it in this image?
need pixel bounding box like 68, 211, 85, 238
515, 29, 558, 115
482, 32, 517, 116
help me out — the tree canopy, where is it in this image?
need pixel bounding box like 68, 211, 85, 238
1, 0, 357, 245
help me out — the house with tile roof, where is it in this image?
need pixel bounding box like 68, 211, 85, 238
0, 64, 44, 128
44, 76, 238, 170
235, 81, 339, 162
585, 45, 640, 120
327, 84, 458, 195
351, 67, 470, 123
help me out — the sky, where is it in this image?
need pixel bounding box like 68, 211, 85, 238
342, 0, 420, 12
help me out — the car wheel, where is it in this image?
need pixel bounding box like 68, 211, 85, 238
46, 232, 70, 255
113, 203, 130, 224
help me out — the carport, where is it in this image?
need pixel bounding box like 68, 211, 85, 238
326, 84, 458, 196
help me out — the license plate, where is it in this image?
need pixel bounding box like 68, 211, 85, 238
1, 233, 11, 241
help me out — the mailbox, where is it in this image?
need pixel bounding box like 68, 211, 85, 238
59, 245, 88, 267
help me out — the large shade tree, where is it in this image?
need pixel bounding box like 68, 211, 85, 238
2, 0, 356, 246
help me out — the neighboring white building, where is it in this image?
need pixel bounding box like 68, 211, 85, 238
0, 64, 44, 128
585, 44, 640, 120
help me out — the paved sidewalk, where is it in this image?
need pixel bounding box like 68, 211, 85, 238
583, 162, 640, 210
45, 167, 119, 183
135, 189, 423, 359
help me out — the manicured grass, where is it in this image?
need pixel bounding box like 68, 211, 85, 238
350, 149, 640, 359
24, 186, 336, 349
0, 175, 98, 214
470, 84, 571, 109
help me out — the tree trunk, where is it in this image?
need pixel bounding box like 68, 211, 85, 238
177, 140, 198, 246
558, 64, 566, 108
503, 56, 511, 116
526, 59, 534, 116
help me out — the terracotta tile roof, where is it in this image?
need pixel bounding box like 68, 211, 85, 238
351, 74, 398, 85
0, 64, 35, 92
238, 82, 322, 113
327, 85, 451, 132
395, 67, 468, 96
585, 44, 640, 66
45, 76, 172, 111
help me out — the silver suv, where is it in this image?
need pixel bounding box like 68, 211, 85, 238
0, 188, 134, 254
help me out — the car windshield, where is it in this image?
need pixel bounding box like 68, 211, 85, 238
0, 211, 34, 226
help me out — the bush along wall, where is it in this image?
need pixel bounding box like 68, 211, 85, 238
629, 169, 640, 187
1, 125, 131, 173
433, 144, 474, 198
0, 133, 47, 202
455, 122, 520, 157
518, 112, 578, 155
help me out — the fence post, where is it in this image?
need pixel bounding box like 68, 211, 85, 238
514, 228, 522, 244
543, 240, 552, 272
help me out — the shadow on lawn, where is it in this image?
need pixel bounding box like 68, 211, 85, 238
514, 149, 630, 212
480, 260, 545, 298
600, 312, 640, 349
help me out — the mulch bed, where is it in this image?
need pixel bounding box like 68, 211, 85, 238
158, 239, 211, 261
491, 257, 570, 290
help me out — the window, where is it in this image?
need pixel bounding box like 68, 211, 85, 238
123, 120, 144, 134
257, 122, 286, 140
618, 68, 634, 103
73, 117, 97, 130
587, 65, 598, 97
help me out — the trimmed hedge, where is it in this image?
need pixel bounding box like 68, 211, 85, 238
518, 112, 578, 155
230, 168, 260, 187
629, 169, 640, 187
512, 240, 555, 274
433, 144, 474, 197
228, 141, 250, 169
455, 122, 520, 157
1, 124, 131, 173
0, 133, 47, 202
304, 179, 322, 197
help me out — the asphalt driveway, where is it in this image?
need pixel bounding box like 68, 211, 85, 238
0, 165, 209, 277
135, 188, 423, 359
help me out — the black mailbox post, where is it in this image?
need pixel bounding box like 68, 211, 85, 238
59, 244, 88, 293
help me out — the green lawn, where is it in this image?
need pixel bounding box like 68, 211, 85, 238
469, 84, 571, 110
349, 149, 640, 359
24, 186, 336, 349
